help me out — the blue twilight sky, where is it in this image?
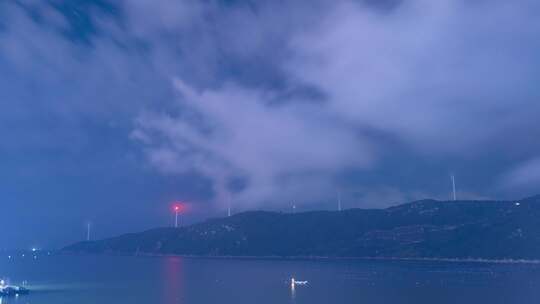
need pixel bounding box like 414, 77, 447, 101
0, 0, 539, 249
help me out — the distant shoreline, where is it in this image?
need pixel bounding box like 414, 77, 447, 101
60, 252, 540, 264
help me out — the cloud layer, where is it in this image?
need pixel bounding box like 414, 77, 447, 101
130, 0, 540, 209
2, 0, 540, 221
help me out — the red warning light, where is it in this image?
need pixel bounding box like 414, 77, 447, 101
172, 202, 185, 213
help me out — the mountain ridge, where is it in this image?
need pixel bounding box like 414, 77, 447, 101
64, 196, 540, 259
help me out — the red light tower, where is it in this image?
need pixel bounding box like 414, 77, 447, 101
173, 203, 184, 228
174, 205, 180, 228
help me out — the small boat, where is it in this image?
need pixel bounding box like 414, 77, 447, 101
0, 286, 29, 296
291, 278, 308, 287
0, 280, 29, 297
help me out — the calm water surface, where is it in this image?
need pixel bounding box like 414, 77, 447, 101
1, 255, 539, 304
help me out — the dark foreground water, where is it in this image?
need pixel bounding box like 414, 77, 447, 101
1, 255, 540, 304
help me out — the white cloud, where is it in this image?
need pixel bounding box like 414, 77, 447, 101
133, 78, 373, 208
288, 0, 540, 156
130, 0, 540, 208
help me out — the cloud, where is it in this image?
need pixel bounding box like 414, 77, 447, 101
133, 78, 373, 208
2, 0, 540, 215
501, 158, 540, 192
130, 0, 540, 208
288, 0, 540, 156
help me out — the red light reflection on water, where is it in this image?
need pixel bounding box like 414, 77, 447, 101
162, 256, 184, 304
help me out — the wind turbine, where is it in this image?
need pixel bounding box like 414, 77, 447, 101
175, 206, 180, 227
451, 174, 457, 201
86, 222, 91, 241
337, 191, 342, 211
173, 203, 184, 228
228, 201, 231, 217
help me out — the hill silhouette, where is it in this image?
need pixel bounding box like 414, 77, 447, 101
64, 196, 540, 260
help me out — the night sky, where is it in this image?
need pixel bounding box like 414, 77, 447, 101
1, 0, 539, 249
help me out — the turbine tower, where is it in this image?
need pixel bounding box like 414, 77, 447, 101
174, 205, 180, 227
451, 174, 457, 201
337, 191, 341, 211
86, 222, 91, 241
227, 194, 232, 217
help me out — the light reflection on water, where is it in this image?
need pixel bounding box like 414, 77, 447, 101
0, 255, 540, 304
162, 257, 183, 303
